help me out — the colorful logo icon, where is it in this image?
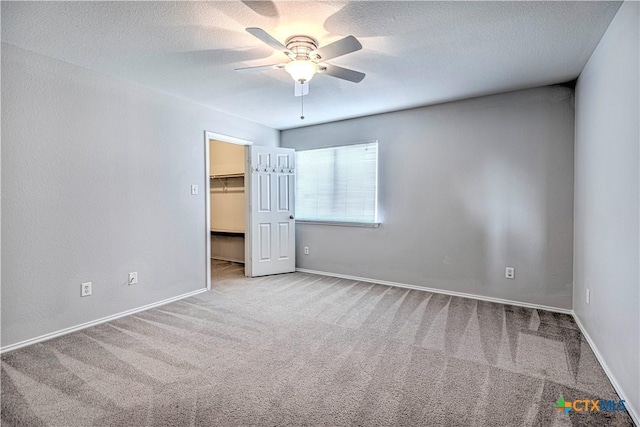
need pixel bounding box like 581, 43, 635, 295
555, 396, 626, 416
555, 397, 572, 415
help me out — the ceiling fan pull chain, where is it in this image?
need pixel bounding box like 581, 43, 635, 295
300, 87, 305, 120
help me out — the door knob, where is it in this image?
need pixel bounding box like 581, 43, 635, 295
289, 215, 295, 220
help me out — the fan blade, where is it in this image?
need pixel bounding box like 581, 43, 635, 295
294, 81, 309, 97
235, 63, 286, 73
246, 28, 292, 57
320, 64, 365, 83
312, 35, 362, 61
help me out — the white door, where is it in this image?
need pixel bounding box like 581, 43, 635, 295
245, 145, 296, 277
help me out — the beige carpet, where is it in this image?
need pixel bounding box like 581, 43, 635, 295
1, 260, 634, 426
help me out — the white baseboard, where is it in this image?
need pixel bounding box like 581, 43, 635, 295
296, 268, 573, 314
0, 288, 208, 354
572, 314, 639, 426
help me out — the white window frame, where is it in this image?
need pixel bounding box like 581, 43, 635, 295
295, 141, 380, 228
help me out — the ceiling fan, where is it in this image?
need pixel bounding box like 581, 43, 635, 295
236, 27, 365, 97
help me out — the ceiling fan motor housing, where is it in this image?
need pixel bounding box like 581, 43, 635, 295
285, 35, 320, 61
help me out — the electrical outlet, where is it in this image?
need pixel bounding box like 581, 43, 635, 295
505, 267, 515, 279
129, 272, 138, 285
191, 184, 198, 195
81, 282, 92, 297
304, 246, 309, 255
586, 289, 590, 304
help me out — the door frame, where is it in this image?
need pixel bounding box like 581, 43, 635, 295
204, 131, 253, 290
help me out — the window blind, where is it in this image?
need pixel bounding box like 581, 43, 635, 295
295, 142, 378, 224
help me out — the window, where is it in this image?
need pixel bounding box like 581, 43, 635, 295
295, 141, 379, 226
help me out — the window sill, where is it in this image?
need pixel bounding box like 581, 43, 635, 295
295, 220, 380, 228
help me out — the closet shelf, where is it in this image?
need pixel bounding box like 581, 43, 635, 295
210, 173, 244, 179
211, 172, 244, 192
211, 228, 245, 235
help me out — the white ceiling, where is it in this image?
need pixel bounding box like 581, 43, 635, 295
1, 1, 621, 130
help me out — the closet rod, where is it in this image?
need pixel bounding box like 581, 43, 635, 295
210, 173, 244, 193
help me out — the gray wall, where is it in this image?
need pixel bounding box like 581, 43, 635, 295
282, 86, 575, 309
574, 1, 639, 420
1, 43, 278, 348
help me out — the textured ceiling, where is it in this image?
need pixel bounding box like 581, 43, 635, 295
1, 1, 621, 130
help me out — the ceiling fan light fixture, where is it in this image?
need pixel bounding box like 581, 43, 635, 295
284, 60, 318, 83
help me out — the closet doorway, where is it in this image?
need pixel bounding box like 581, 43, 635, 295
205, 132, 251, 285
204, 132, 297, 287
